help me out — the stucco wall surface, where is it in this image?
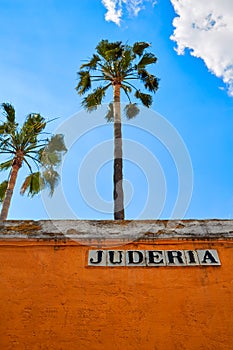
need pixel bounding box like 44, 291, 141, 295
0, 220, 232, 350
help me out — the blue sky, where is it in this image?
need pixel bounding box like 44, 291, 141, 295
0, 0, 232, 220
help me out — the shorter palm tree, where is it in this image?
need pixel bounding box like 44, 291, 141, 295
0, 103, 67, 220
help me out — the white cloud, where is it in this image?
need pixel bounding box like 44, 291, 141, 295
170, 0, 233, 96
102, 0, 122, 25
102, 0, 156, 25
101, 0, 233, 96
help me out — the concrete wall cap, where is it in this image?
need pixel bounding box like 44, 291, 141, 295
0, 219, 232, 241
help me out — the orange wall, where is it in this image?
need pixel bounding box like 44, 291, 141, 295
0, 239, 232, 350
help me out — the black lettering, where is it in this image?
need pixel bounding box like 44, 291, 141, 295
109, 251, 123, 264
128, 251, 144, 264
148, 251, 164, 264
201, 250, 218, 264
186, 250, 198, 264
167, 251, 185, 264
90, 250, 104, 264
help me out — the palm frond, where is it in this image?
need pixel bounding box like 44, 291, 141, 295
0, 137, 16, 152
0, 180, 8, 203
0, 125, 5, 134
1, 103, 15, 123
135, 90, 152, 107
132, 42, 150, 56
106, 46, 124, 61
0, 159, 12, 172
137, 53, 157, 68
1, 103, 17, 136
80, 54, 100, 70
20, 172, 43, 197
39, 134, 67, 168
23, 141, 47, 154
105, 102, 114, 122
96, 40, 123, 61
21, 113, 46, 139
124, 103, 140, 119
76, 71, 92, 95
47, 134, 67, 153
138, 69, 159, 92
120, 48, 135, 72
42, 169, 59, 196
101, 66, 114, 80
41, 151, 61, 167
82, 85, 110, 111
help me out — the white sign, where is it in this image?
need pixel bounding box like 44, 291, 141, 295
88, 250, 221, 267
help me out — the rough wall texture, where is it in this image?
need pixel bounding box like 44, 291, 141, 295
0, 220, 232, 350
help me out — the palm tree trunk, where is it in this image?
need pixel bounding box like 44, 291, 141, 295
113, 84, 125, 220
0, 160, 21, 221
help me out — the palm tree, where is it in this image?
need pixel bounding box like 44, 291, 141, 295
0, 103, 67, 220
76, 40, 159, 220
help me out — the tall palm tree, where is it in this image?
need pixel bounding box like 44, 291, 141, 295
76, 40, 159, 220
0, 103, 67, 220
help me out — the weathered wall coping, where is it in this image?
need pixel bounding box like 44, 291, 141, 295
0, 219, 232, 241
